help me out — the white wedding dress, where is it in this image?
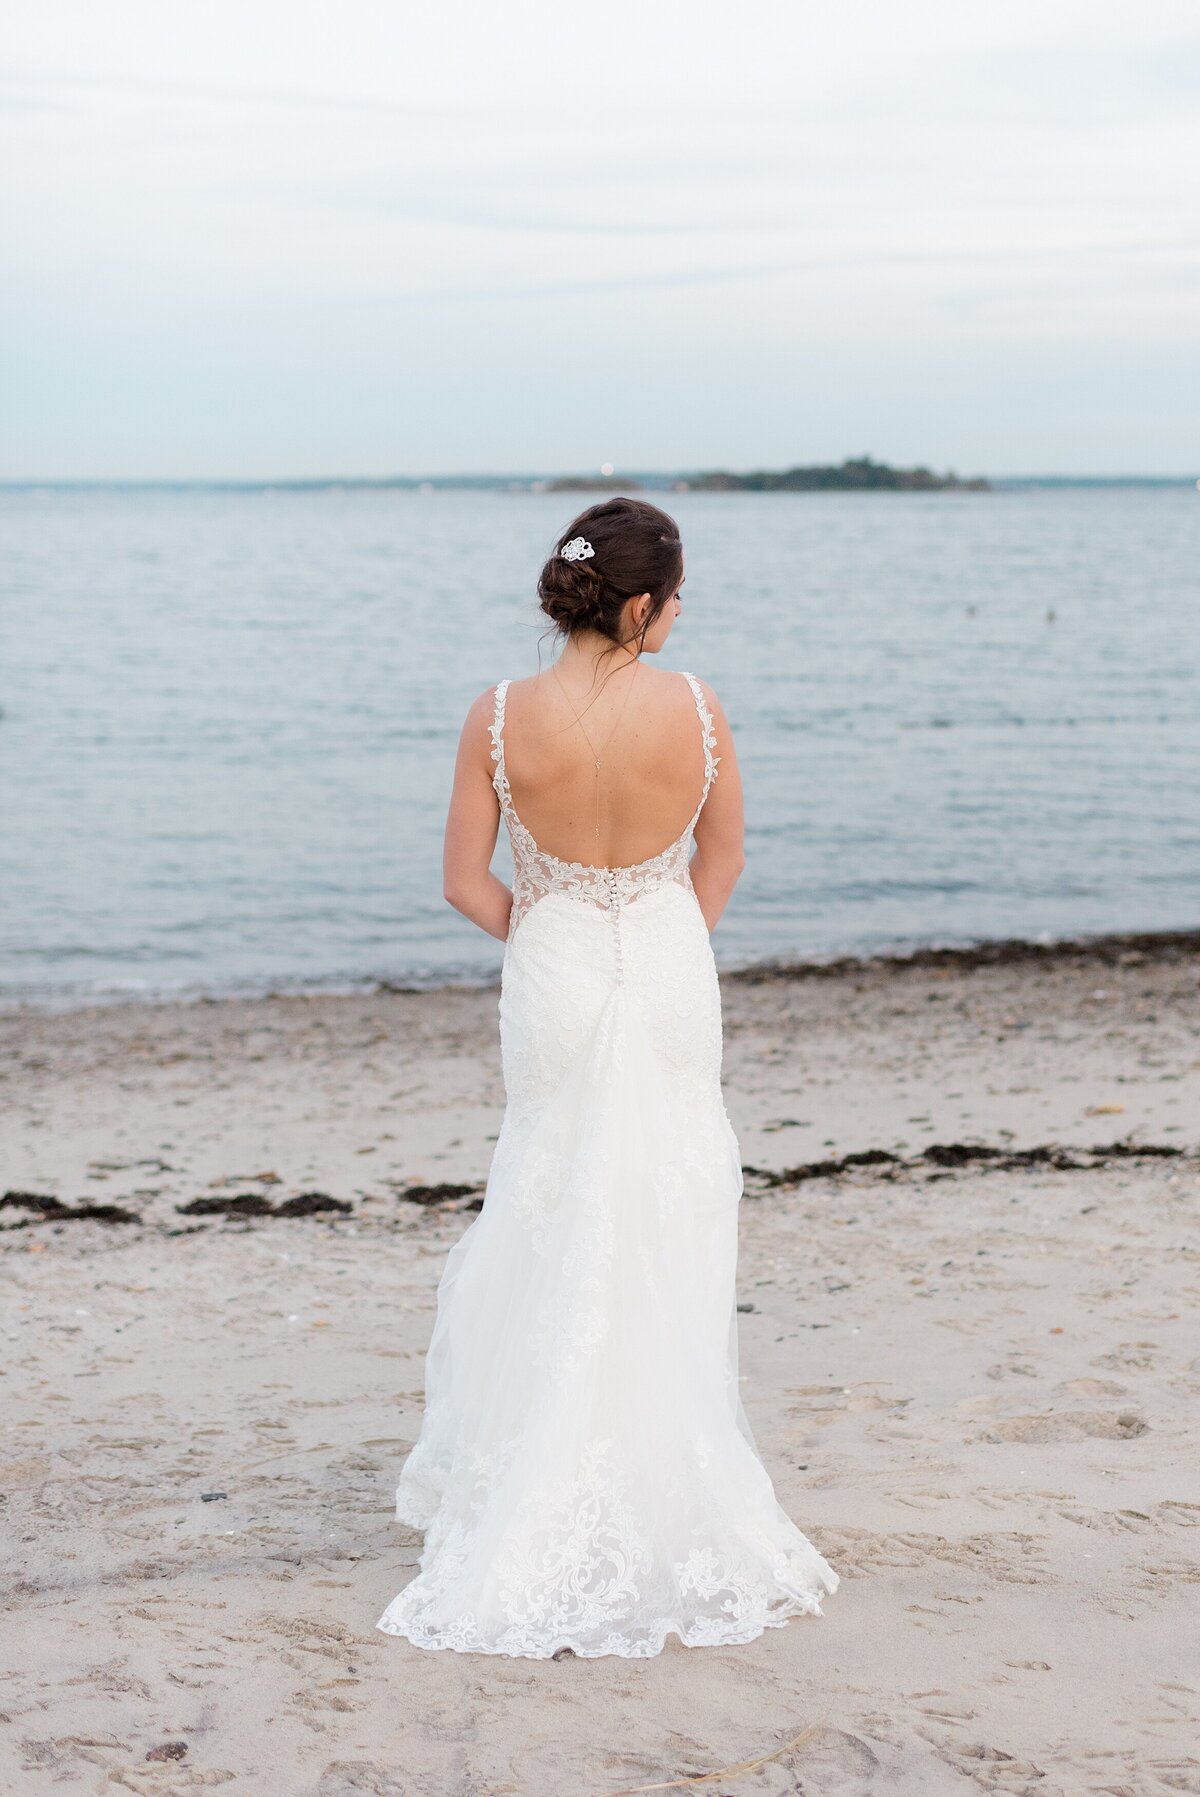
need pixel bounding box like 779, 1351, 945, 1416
376, 672, 838, 1657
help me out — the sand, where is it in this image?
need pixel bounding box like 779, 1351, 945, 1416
2, 936, 1198, 1796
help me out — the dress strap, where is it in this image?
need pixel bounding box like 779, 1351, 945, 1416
489, 680, 514, 817
680, 671, 720, 807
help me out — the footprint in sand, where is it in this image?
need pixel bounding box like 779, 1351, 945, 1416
979, 1409, 1148, 1443
985, 1359, 1039, 1381
109, 1772, 235, 1792
930, 1737, 1049, 1783
1059, 1375, 1128, 1397
1093, 1341, 1159, 1371
1053, 1504, 1156, 1533
1137, 1554, 1200, 1590
247, 1612, 381, 1665
815, 1526, 1048, 1584
790, 1725, 882, 1783
1158, 1500, 1200, 1528
316, 1765, 409, 1797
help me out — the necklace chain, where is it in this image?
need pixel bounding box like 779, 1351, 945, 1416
551, 658, 640, 842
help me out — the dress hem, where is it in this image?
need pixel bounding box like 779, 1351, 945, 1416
374, 1593, 831, 1659
381, 1491, 838, 1659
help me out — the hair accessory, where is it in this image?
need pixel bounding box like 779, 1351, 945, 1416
560, 536, 595, 563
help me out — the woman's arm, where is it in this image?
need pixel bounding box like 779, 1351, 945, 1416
688, 681, 745, 932
442, 690, 512, 942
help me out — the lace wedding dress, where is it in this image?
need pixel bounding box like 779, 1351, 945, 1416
376, 672, 838, 1657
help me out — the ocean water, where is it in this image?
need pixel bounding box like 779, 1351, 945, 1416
1, 484, 1196, 1005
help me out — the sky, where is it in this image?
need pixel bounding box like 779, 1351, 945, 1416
3, 1, 1198, 479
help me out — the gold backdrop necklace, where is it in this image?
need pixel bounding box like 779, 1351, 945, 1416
551, 657, 640, 856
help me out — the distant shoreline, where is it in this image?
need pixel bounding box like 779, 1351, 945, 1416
1, 473, 1195, 494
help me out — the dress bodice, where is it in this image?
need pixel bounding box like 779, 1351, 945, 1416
490, 671, 719, 939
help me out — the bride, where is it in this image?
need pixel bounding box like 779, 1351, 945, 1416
377, 497, 838, 1658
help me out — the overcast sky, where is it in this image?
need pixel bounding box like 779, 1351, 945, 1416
3, 1, 1198, 478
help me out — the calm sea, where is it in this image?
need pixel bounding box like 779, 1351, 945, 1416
1, 484, 1196, 1006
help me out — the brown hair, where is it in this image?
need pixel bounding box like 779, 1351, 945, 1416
537, 497, 684, 649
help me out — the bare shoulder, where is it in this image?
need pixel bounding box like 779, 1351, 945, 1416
462, 684, 501, 730
454, 685, 502, 770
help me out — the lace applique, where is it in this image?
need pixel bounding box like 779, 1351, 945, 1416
683, 670, 720, 794
509, 1140, 568, 1254
492, 1441, 652, 1639
490, 672, 719, 941
380, 1426, 836, 1658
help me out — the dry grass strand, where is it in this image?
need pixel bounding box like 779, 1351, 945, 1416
591, 1718, 829, 1797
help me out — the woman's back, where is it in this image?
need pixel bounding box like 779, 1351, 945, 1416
500, 663, 710, 869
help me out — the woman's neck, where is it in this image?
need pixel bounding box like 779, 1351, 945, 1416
555, 631, 640, 678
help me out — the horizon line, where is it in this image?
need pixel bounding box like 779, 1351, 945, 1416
1, 469, 1197, 490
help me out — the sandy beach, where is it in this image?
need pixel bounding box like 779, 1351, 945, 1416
3, 932, 1198, 1796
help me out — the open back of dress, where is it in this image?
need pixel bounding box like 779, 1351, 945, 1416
492, 669, 718, 941
377, 667, 838, 1658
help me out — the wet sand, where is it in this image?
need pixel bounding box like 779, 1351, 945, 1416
2, 934, 1198, 1795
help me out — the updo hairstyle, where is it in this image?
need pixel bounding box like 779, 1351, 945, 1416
537, 498, 684, 649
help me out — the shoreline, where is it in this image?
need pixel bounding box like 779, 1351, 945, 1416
4, 922, 1198, 1019
727, 923, 1200, 981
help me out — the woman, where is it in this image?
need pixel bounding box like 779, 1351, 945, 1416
377, 497, 838, 1658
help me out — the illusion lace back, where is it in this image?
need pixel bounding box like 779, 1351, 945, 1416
377, 671, 838, 1658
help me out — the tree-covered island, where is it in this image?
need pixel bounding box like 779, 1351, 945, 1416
679, 456, 988, 492
544, 457, 988, 494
